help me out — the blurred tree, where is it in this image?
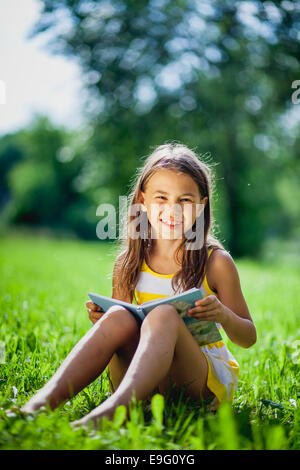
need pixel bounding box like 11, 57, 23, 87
0, 114, 100, 238
0, 134, 24, 210
3, 0, 300, 255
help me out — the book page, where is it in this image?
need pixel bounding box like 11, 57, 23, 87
163, 299, 222, 346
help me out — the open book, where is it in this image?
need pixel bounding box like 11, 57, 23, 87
88, 287, 222, 347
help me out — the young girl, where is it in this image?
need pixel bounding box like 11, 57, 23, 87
21, 142, 256, 427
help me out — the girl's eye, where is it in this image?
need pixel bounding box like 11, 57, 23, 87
155, 196, 192, 202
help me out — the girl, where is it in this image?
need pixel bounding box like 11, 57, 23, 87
21, 143, 256, 428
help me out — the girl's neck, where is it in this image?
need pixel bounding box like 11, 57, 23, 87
149, 239, 183, 263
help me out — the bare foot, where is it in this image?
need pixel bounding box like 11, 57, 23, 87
4, 404, 46, 419
20, 402, 46, 415
4, 406, 29, 418
71, 405, 116, 430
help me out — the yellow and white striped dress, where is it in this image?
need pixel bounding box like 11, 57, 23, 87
133, 249, 239, 409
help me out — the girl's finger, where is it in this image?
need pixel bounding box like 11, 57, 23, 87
192, 304, 216, 312
86, 300, 100, 310
196, 295, 216, 306
88, 310, 102, 319
193, 313, 216, 321
92, 312, 102, 317
92, 314, 103, 323
91, 304, 102, 312
188, 304, 216, 315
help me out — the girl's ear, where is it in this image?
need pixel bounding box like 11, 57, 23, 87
201, 196, 208, 208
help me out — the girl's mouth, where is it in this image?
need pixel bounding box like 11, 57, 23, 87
159, 218, 183, 229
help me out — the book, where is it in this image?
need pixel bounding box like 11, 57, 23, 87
88, 287, 222, 347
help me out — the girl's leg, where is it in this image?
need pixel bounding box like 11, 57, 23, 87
107, 332, 158, 402
21, 306, 140, 413
106, 337, 140, 394
73, 304, 213, 427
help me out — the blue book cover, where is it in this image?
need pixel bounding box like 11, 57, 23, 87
88, 287, 222, 346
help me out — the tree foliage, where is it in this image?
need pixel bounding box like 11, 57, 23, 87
1, 1, 300, 254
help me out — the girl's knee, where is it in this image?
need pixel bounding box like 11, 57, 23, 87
102, 306, 140, 336
143, 304, 180, 328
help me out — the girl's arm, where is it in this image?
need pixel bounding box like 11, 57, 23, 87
87, 256, 132, 324
187, 250, 257, 348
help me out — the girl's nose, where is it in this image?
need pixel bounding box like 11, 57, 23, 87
163, 204, 183, 220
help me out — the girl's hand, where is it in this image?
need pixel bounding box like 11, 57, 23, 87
187, 295, 228, 324
86, 301, 104, 324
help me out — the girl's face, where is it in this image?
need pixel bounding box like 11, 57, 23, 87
139, 169, 208, 240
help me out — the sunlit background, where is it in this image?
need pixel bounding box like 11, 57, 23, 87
0, 0, 300, 259
0, 0, 84, 134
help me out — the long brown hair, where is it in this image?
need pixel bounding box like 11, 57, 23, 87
112, 142, 225, 302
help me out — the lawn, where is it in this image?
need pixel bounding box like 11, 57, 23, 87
0, 234, 299, 450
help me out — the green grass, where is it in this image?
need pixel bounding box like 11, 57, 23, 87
0, 234, 299, 450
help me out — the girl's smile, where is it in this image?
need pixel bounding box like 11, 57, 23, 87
159, 217, 183, 229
